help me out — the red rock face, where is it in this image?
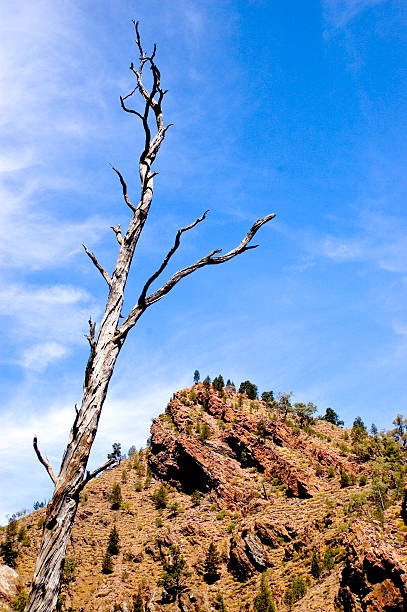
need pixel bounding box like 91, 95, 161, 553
335, 521, 407, 611
148, 387, 355, 507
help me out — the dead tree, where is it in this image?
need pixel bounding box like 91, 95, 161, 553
25, 22, 275, 611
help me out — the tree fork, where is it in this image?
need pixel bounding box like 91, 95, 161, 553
26, 22, 275, 611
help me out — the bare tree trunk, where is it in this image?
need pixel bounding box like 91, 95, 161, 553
26, 22, 275, 611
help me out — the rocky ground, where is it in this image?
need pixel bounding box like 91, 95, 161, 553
1, 384, 407, 611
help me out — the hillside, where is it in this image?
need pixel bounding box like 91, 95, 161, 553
1, 383, 407, 611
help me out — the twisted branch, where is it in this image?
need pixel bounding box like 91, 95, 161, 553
76, 458, 116, 494
82, 244, 111, 287
139, 209, 209, 306
116, 213, 275, 340
111, 166, 137, 213
33, 436, 56, 485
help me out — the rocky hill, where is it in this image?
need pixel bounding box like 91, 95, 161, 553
1, 383, 407, 611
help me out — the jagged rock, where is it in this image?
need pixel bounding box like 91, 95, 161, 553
144, 542, 160, 561
254, 519, 294, 547
228, 533, 254, 581
242, 529, 269, 572
227, 529, 270, 580
335, 521, 407, 611
125, 546, 144, 563
0, 565, 18, 600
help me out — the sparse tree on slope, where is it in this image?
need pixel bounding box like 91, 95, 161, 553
253, 573, 276, 612
26, 23, 275, 611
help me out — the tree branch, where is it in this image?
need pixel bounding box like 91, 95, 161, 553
76, 458, 116, 494
82, 244, 111, 287
111, 225, 123, 245
139, 209, 210, 306
33, 436, 56, 485
111, 166, 137, 213
116, 213, 276, 340
84, 318, 96, 350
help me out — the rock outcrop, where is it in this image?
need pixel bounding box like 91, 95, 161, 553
148, 387, 356, 506
335, 521, 407, 611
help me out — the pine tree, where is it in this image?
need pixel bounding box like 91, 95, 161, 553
253, 573, 275, 612
204, 542, 221, 583
0, 540, 18, 569
133, 585, 144, 612
107, 525, 120, 556
239, 380, 258, 400
110, 483, 123, 509
193, 370, 200, 384
159, 545, 189, 601
102, 550, 113, 574
108, 442, 122, 461
310, 550, 321, 579
213, 375, 224, 393
203, 376, 211, 390
322, 407, 344, 426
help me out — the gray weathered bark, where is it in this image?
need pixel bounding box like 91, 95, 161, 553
25, 22, 275, 611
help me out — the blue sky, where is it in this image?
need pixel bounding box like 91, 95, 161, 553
1, 0, 407, 521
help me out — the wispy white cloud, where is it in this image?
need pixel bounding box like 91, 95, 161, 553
21, 342, 68, 372
0, 2, 113, 271
304, 210, 407, 273
322, 0, 387, 28
0, 283, 100, 371
319, 236, 365, 261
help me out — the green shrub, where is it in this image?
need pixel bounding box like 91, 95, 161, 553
191, 490, 201, 506
315, 463, 323, 477
110, 483, 123, 510
37, 516, 45, 529
359, 473, 367, 486
169, 501, 179, 516
152, 483, 169, 509
327, 466, 335, 479
62, 557, 77, 583
11, 589, 27, 611
199, 422, 211, 442
340, 471, 351, 488
284, 575, 306, 605
323, 548, 335, 571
